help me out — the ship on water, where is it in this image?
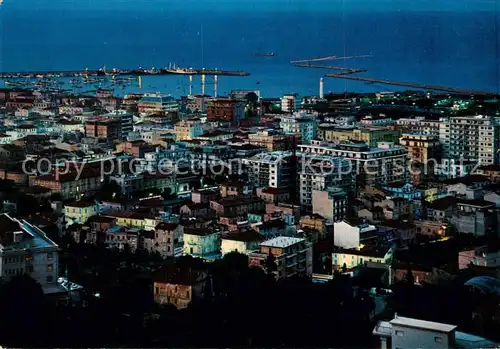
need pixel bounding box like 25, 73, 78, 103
164, 63, 197, 75
255, 52, 276, 57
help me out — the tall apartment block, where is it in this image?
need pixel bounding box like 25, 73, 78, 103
439, 115, 500, 167
297, 154, 353, 212
242, 151, 294, 189
298, 141, 407, 187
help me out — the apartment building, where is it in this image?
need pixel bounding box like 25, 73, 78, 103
206, 98, 245, 124
318, 126, 400, 147
173, 118, 204, 141
298, 154, 353, 211
243, 151, 294, 189
248, 236, 313, 280
138, 93, 179, 115
31, 168, 103, 200
0, 213, 59, 289
279, 113, 318, 143
280, 94, 301, 113
399, 133, 441, 180
298, 141, 407, 187
85, 117, 122, 141
439, 115, 500, 166
395, 117, 441, 137
312, 187, 348, 222
247, 130, 299, 151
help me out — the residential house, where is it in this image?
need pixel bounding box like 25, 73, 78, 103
180, 202, 209, 218
379, 220, 416, 247
210, 196, 265, 218
426, 196, 457, 222
332, 245, 394, 270
474, 164, 500, 182
450, 199, 496, 237
333, 219, 377, 249
183, 228, 221, 260
154, 222, 184, 258
0, 214, 59, 291
256, 187, 290, 204
381, 182, 422, 201
220, 230, 264, 256
299, 214, 333, 241
64, 201, 98, 225
153, 264, 209, 309
220, 180, 252, 198
458, 245, 500, 269
442, 175, 491, 200
374, 197, 413, 221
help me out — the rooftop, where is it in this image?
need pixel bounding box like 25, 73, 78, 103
390, 315, 456, 333
261, 236, 305, 248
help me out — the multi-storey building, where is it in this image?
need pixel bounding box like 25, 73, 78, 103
182, 94, 207, 113
206, 98, 245, 124
173, 118, 204, 141
85, 117, 122, 141
399, 133, 441, 182
209, 196, 265, 217
30, 168, 103, 200
280, 94, 301, 113
247, 130, 299, 151
312, 187, 348, 222
279, 113, 318, 143
154, 222, 184, 258
104, 111, 134, 140
318, 126, 400, 147
248, 236, 313, 280
243, 151, 294, 189
298, 141, 407, 187
298, 154, 353, 211
395, 117, 441, 137
439, 115, 500, 166
138, 93, 179, 115
0, 213, 59, 289
183, 228, 221, 259
153, 265, 209, 309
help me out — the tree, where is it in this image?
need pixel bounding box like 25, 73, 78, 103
0, 275, 46, 346
341, 263, 348, 273
265, 252, 277, 275
97, 180, 121, 201
405, 268, 415, 285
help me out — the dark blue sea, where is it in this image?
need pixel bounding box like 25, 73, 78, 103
1, 3, 499, 97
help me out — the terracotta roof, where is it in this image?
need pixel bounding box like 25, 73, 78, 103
222, 229, 263, 242
155, 222, 179, 231
66, 200, 96, 208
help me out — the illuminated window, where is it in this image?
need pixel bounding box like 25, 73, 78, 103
395, 330, 404, 336
47, 264, 54, 272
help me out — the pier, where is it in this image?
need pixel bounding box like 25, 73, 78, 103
325, 73, 499, 97
0, 67, 250, 79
